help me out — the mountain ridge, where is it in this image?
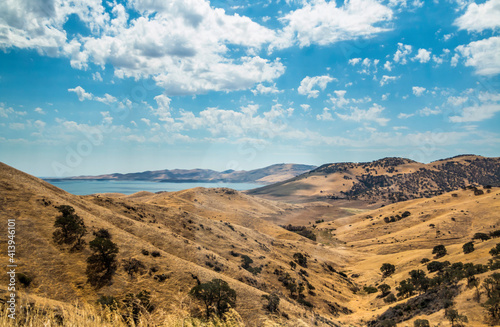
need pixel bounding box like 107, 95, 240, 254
45, 163, 317, 185
247, 155, 500, 203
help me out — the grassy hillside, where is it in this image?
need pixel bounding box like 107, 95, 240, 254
247, 155, 500, 204
1, 161, 499, 326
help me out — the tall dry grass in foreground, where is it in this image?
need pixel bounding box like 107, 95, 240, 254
0, 299, 311, 327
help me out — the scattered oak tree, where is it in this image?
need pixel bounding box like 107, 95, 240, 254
432, 245, 447, 259
462, 241, 474, 254
444, 308, 468, 327
380, 263, 396, 277
52, 205, 86, 251
86, 229, 119, 288
190, 278, 236, 319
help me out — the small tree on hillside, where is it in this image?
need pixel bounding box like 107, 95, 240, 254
122, 258, 145, 279
380, 263, 396, 277
462, 241, 474, 254
86, 229, 119, 288
293, 253, 308, 268
414, 319, 430, 327
189, 279, 236, 319
262, 292, 280, 313
432, 245, 447, 258
52, 205, 86, 251
473, 232, 491, 242
445, 308, 468, 327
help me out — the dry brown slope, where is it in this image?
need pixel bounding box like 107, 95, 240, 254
316, 186, 500, 326
0, 162, 356, 326
248, 155, 500, 204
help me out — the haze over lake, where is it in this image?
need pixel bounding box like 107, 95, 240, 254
44, 179, 262, 195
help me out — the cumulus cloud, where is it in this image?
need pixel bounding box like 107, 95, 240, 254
455, 36, 500, 76
413, 48, 431, 63
454, 0, 500, 32
68, 86, 93, 101
393, 43, 412, 64
298, 75, 335, 98
336, 103, 389, 125
34, 107, 45, 114
251, 83, 282, 95
398, 113, 414, 119
418, 107, 441, 116
449, 104, 500, 122
412, 86, 426, 96
383, 61, 393, 71
380, 75, 399, 86
447, 96, 468, 106
316, 108, 335, 121
274, 0, 393, 49
300, 104, 311, 112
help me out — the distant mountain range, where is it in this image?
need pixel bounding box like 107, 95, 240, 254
47, 163, 317, 184
248, 155, 500, 203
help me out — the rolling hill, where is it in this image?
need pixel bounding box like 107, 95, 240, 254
48, 163, 317, 185
1, 160, 499, 326
247, 155, 500, 204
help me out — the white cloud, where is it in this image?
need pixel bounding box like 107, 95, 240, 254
34, 120, 46, 129
153, 94, 173, 122
413, 48, 431, 63
140, 118, 150, 126
456, 36, 500, 76
479, 91, 500, 102
298, 75, 335, 98
34, 107, 45, 114
316, 108, 335, 121
274, 0, 393, 49
398, 113, 414, 119
330, 90, 350, 108
449, 104, 500, 122
454, 0, 500, 32
383, 61, 393, 71
447, 96, 468, 106
251, 83, 282, 95
336, 103, 389, 125
381, 93, 390, 101
380, 75, 399, 86
349, 58, 362, 66
92, 72, 103, 82
393, 43, 412, 64
68, 86, 93, 101
300, 104, 311, 112
94, 94, 117, 105
412, 86, 426, 97
1, 0, 286, 96
443, 33, 454, 41
418, 107, 441, 116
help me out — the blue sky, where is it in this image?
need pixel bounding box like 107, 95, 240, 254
0, 0, 499, 177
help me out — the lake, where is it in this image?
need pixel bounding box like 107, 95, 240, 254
44, 179, 263, 196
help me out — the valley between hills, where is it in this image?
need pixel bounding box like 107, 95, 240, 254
0, 155, 499, 326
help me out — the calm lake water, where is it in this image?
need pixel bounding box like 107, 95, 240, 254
44, 179, 263, 196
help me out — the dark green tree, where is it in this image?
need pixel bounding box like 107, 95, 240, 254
122, 258, 145, 279
52, 205, 86, 251
293, 253, 308, 268
189, 279, 236, 319
473, 232, 491, 242
462, 241, 474, 254
444, 308, 468, 327
432, 245, 447, 258
409, 269, 429, 293
378, 283, 391, 295
414, 319, 430, 327
396, 279, 415, 299
262, 292, 280, 313
380, 263, 396, 277
483, 273, 500, 321
86, 229, 119, 288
